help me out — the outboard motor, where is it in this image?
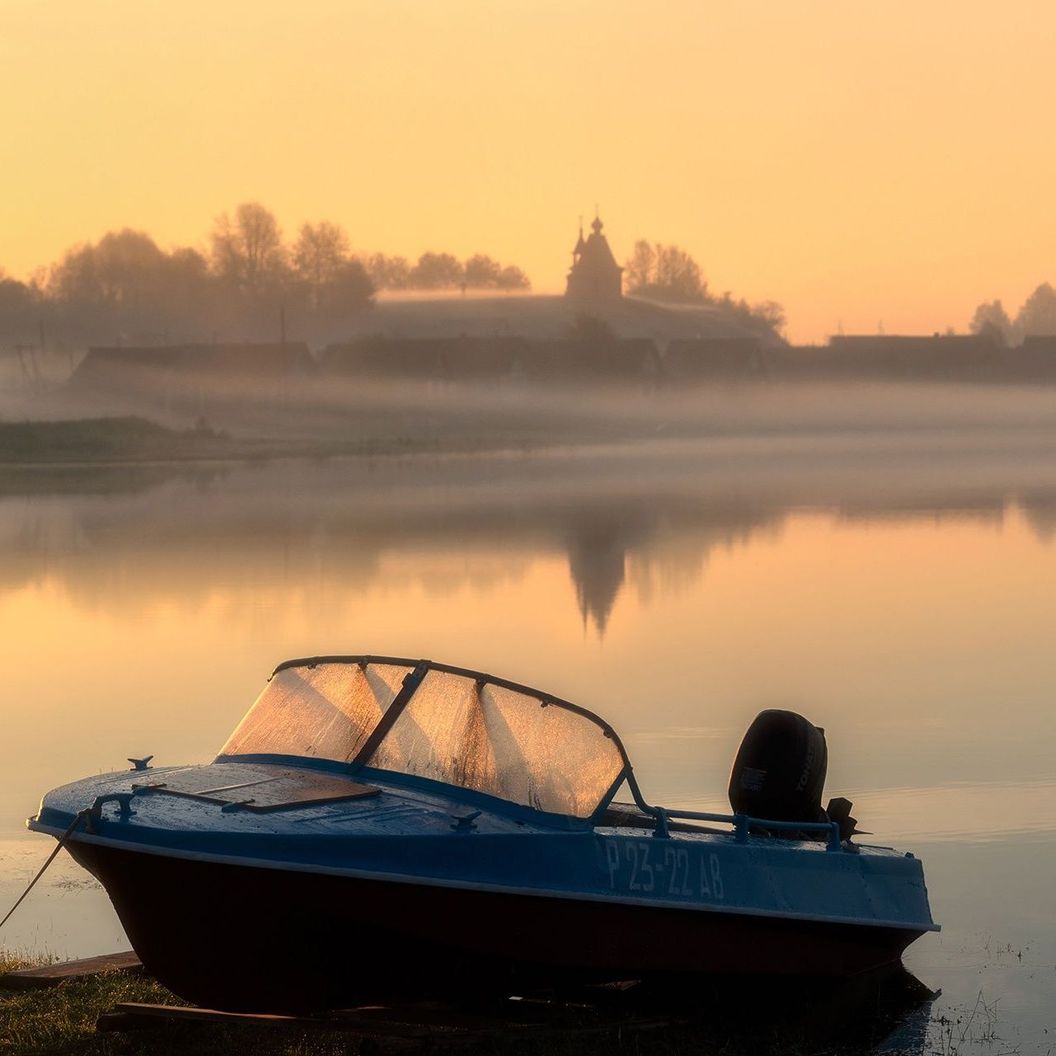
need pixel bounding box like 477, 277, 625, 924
728, 710, 829, 833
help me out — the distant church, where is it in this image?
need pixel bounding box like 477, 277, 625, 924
565, 214, 623, 302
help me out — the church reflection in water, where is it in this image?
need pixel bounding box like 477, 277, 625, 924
1, 450, 1055, 637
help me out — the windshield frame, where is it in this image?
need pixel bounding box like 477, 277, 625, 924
216, 654, 634, 827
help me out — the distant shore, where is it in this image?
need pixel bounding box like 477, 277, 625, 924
0, 416, 490, 466
5, 387, 1056, 473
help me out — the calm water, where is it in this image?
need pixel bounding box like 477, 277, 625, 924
1, 442, 1054, 1051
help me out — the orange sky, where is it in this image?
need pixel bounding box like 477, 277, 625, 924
2, 1, 1056, 343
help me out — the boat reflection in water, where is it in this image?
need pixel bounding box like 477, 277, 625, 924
639, 965, 937, 1055
31, 655, 937, 1014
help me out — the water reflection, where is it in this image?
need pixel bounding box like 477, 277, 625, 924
1, 445, 1054, 1053
2, 446, 1054, 636
606, 966, 938, 1055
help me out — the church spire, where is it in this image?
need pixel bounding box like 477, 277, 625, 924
565, 210, 623, 302
573, 215, 586, 259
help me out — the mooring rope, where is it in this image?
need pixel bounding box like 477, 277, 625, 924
0, 809, 91, 934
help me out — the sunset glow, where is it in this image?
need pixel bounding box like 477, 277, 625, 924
4, 2, 1056, 342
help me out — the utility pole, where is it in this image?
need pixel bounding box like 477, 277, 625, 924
14, 343, 40, 386
13, 345, 29, 382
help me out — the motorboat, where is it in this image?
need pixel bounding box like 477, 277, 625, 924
30, 655, 938, 1012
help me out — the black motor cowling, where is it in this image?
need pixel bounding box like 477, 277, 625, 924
728, 709, 829, 827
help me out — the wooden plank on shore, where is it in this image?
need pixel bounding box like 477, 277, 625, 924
97, 1003, 431, 1038
96, 1000, 677, 1043
1, 951, 142, 990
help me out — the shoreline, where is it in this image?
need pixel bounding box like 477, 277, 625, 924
5, 408, 1056, 472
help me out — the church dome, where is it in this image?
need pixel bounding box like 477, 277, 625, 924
566, 213, 623, 302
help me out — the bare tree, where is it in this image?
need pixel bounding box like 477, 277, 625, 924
625, 237, 783, 336
1, 203, 535, 345
362, 251, 529, 291
293, 221, 350, 285
624, 240, 655, 293
0, 272, 38, 340
653, 245, 706, 302
293, 221, 351, 306
210, 202, 286, 293
625, 241, 706, 302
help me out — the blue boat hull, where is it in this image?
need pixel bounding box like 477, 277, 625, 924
68, 838, 925, 1013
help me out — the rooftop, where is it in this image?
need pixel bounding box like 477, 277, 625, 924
349, 292, 780, 345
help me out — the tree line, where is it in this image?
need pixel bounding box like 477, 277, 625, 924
624, 240, 786, 337
364, 252, 528, 292
0, 202, 531, 349
970, 284, 1056, 345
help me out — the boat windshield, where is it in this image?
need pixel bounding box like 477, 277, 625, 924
219, 658, 629, 820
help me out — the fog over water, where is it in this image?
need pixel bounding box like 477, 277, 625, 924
7, 367, 1056, 449
1, 390, 1055, 1052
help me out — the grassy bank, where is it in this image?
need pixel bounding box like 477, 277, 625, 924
0, 418, 247, 464
0, 957, 683, 1056
0, 950, 933, 1056
0, 415, 579, 467
1, 953, 174, 1056
1, 954, 381, 1055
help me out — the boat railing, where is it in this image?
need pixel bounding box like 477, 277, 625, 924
624, 775, 844, 851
